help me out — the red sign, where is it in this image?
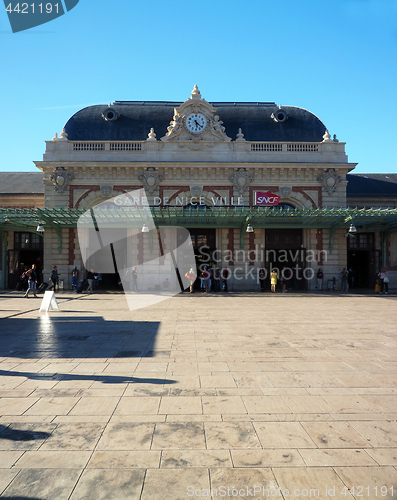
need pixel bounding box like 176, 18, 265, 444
255, 192, 280, 206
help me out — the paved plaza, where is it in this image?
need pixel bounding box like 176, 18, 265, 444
0, 290, 396, 499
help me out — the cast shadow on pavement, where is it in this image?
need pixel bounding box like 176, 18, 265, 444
0, 317, 162, 360
0, 424, 50, 442
0, 369, 176, 386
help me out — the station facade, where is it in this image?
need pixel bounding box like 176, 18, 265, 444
2, 86, 397, 291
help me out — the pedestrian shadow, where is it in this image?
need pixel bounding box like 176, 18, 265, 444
0, 424, 50, 442
0, 369, 176, 385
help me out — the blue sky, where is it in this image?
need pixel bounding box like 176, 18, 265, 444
0, 0, 396, 173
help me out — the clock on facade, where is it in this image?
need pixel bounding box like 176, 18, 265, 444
185, 113, 207, 134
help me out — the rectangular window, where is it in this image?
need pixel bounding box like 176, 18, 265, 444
14, 232, 43, 250
347, 232, 374, 250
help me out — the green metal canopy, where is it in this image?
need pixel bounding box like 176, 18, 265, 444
1, 206, 397, 232
1, 206, 396, 266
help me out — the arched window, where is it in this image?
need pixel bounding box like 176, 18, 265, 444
274, 203, 296, 210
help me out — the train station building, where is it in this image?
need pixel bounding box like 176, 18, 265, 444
1, 86, 397, 291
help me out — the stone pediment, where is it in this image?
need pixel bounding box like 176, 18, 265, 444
161, 85, 231, 143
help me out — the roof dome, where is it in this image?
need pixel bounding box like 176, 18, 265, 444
64, 101, 326, 143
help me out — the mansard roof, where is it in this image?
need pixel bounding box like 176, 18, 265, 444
347, 173, 397, 197
64, 101, 327, 143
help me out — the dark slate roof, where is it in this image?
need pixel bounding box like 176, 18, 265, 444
347, 174, 397, 197
64, 102, 327, 142
0, 172, 44, 195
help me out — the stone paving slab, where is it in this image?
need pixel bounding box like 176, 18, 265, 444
0, 290, 396, 498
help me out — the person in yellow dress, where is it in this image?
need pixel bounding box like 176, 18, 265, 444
270, 269, 278, 293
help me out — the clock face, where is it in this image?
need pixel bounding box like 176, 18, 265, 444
186, 113, 207, 134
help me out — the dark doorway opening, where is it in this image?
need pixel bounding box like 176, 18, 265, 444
264, 228, 307, 290
347, 250, 370, 288
84, 228, 128, 291
185, 228, 216, 290
8, 232, 43, 289
347, 233, 378, 289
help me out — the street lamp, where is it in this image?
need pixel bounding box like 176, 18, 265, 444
36, 222, 44, 233
344, 223, 357, 238
246, 223, 254, 233
142, 223, 149, 233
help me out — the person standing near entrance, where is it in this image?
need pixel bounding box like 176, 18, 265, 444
86, 268, 95, 293
201, 266, 210, 293
50, 266, 60, 291
317, 268, 324, 291
270, 269, 278, 293
213, 267, 221, 292
222, 268, 229, 292
71, 266, 79, 291
340, 267, 348, 292
281, 266, 287, 293
379, 267, 389, 294
24, 264, 38, 298
259, 267, 266, 292
185, 267, 196, 293
131, 266, 139, 292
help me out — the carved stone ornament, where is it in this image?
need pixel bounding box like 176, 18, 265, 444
161, 85, 231, 143
100, 185, 113, 198
236, 128, 245, 141
50, 167, 74, 194
279, 186, 292, 199
209, 115, 229, 140
229, 168, 254, 196
138, 167, 164, 195
187, 137, 205, 151
190, 185, 203, 198
322, 130, 333, 143
147, 128, 157, 141
317, 168, 342, 195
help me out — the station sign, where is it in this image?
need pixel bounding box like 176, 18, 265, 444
254, 192, 280, 206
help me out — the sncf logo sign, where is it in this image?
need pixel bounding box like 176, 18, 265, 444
255, 192, 280, 206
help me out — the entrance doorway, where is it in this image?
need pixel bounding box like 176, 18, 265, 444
84, 228, 128, 290
185, 228, 216, 290
8, 232, 43, 289
264, 229, 307, 290
347, 233, 379, 288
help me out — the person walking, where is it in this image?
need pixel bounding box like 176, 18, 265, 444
131, 266, 139, 292
71, 266, 79, 291
185, 267, 196, 293
259, 267, 266, 292
379, 267, 389, 294
317, 268, 324, 291
50, 266, 60, 291
86, 268, 95, 293
340, 267, 348, 292
24, 264, 39, 298
270, 269, 278, 293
